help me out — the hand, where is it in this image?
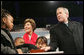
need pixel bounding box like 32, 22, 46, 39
40, 46, 51, 51
17, 49, 23, 54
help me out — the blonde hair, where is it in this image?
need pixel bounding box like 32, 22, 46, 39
24, 18, 36, 31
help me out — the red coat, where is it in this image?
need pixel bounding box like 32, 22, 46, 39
23, 32, 38, 45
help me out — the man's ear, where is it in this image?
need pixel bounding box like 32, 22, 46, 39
66, 12, 69, 18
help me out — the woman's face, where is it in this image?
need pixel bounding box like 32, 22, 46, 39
24, 22, 33, 33
5, 15, 14, 30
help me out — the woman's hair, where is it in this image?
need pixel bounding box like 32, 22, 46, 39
36, 36, 47, 45
24, 18, 36, 31
1, 9, 12, 27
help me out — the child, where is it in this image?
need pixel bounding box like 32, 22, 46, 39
29, 36, 48, 53
14, 37, 38, 53
14, 37, 25, 46
36, 36, 48, 48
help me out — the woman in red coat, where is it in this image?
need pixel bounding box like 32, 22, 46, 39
23, 18, 38, 45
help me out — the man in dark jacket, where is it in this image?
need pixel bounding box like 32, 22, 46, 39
1, 9, 22, 54
41, 7, 83, 54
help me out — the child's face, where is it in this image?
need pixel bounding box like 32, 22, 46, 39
15, 38, 25, 46
36, 39, 47, 48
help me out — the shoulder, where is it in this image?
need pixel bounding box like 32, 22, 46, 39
1, 29, 7, 36
50, 23, 60, 30
1, 28, 6, 33
33, 32, 38, 36
23, 32, 28, 37
1, 29, 5, 37
23, 32, 27, 35
50, 24, 58, 32
70, 21, 78, 23
70, 21, 83, 26
32, 32, 38, 38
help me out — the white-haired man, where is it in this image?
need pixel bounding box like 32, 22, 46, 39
41, 7, 83, 54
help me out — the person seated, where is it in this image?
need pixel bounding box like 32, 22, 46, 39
14, 37, 38, 53
29, 36, 48, 53
36, 36, 48, 49
14, 37, 25, 46
23, 18, 38, 45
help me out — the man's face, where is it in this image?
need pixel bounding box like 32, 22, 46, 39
6, 15, 14, 30
56, 8, 68, 22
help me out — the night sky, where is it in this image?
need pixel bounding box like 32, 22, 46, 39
2, 1, 83, 28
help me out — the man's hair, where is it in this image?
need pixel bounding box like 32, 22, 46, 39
24, 18, 36, 31
1, 9, 12, 27
56, 7, 69, 15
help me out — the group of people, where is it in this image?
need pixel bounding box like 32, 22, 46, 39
1, 7, 83, 54
1, 9, 48, 54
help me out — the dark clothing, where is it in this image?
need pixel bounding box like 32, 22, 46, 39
16, 44, 39, 53
49, 21, 83, 54
1, 28, 18, 54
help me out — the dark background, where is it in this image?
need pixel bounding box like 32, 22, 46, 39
1, 1, 83, 29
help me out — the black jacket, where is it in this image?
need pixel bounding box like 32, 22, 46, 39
49, 21, 83, 54
16, 44, 38, 53
1, 28, 18, 54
